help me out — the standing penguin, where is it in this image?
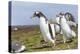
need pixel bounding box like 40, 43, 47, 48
58, 13, 76, 43
31, 11, 56, 46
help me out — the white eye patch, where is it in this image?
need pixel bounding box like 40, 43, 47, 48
35, 11, 39, 14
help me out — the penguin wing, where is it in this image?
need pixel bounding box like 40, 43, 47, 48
66, 30, 76, 39
50, 24, 56, 38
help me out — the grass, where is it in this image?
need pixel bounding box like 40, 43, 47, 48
11, 25, 78, 52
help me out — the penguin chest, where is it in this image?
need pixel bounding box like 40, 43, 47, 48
60, 17, 72, 34
56, 17, 60, 24
55, 24, 61, 34
39, 17, 49, 34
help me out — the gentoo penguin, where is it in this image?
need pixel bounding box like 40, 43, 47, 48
58, 13, 76, 43
59, 12, 76, 36
55, 12, 76, 35
31, 11, 56, 46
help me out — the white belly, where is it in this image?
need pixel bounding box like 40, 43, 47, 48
55, 24, 61, 34
39, 17, 52, 42
56, 17, 60, 24
61, 19, 71, 33
60, 17, 72, 38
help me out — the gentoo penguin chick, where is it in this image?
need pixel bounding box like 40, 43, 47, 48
31, 11, 56, 47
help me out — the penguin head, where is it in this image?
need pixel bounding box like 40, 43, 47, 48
55, 12, 65, 24
31, 11, 46, 18
58, 12, 65, 18
32, 11, 40, 18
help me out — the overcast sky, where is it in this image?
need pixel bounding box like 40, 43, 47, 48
11, 1, 78, 26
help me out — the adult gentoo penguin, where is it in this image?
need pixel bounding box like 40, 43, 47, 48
57, 13, 76, 43
31, 11, 56, 46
